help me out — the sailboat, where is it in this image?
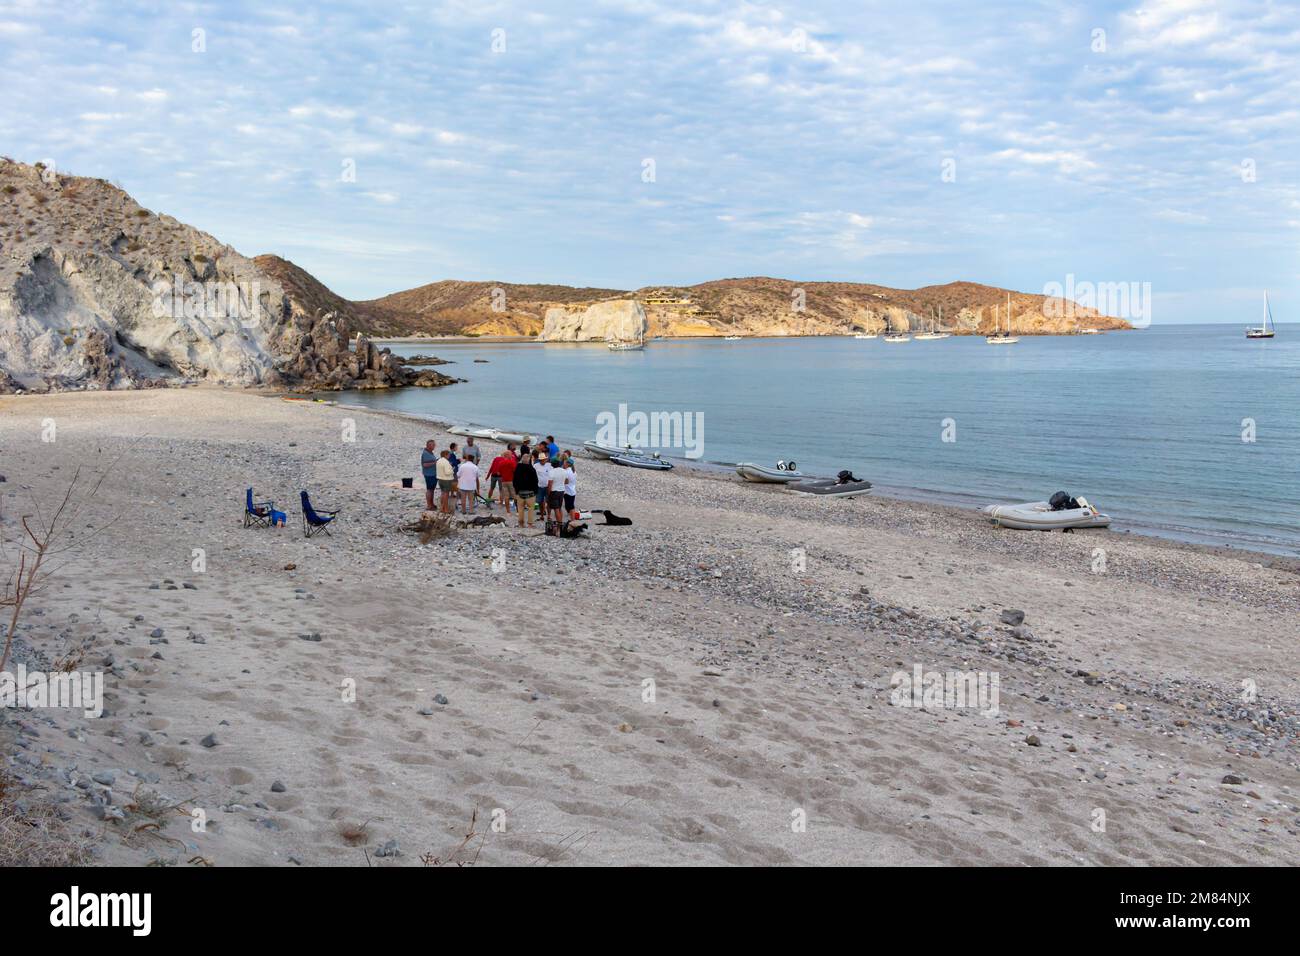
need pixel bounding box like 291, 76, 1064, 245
986, 297, 1019, 345
914, 306, 951, 340
608, 314, 646, 351
882, 313, 911, 343
1246, 291, 1276, 339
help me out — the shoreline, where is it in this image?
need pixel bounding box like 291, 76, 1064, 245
329, 395, 1300, 566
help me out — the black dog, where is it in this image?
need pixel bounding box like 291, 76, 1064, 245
599, 510, 633, 526
559, 522, 588, 538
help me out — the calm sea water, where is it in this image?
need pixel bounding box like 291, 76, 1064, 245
339, 325, 1300, 555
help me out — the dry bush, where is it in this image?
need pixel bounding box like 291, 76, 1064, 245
0, 771, 94, 866
402, 512, 456, 544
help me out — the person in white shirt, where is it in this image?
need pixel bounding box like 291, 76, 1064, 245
534, 458, 553, 523
456, 458, 480, 514
557, 462, 577, 515
547, 461, 574, 532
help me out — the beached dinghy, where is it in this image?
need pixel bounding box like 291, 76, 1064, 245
611, 452, 674, 470
584, 440, 643, 459
491, 430, 532, 444
788, 471, 872, 498
449, 425, 496, 439
736, 461, 803, 483
983, 496, 1111, 531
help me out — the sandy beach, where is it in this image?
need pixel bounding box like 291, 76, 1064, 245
1, 387, 1296, 866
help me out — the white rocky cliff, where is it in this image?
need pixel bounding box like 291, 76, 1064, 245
539, 299, 648, 342
0, 159, 448, 393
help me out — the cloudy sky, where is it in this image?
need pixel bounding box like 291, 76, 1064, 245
1, 0, 1297, 321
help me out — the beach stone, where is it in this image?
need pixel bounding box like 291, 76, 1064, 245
92, 771, 116, 786
1000, 609, 1025, 626
1221, 774, 1245, 785
1025, 735, 1041, 746
271, 780, 286, 793
149, 628, 163, 639
200, 733, 219, 748
375, 838, 401, 858
433, 694, 449, 705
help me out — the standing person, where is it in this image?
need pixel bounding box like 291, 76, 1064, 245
544, 435, 559, 460
421, 440, 438, 511
457, 454, 480, 514
463, 436, 482, 467
512, 452, 538, 528
561, 456, 577, 516
534, 454, 553, 526
435, 450, 456, 514
546, 458, 567, 535
448, 442, 461, 475
551, 457, 575, 529
489, 449, 517, 513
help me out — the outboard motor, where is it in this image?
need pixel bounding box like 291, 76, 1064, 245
836, 469, 859, 484
1049, 491, 1080, 511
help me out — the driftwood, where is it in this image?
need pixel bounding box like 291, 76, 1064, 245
401, 512, 456, 544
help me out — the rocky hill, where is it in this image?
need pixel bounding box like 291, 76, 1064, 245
361, 280, 627, 337
0, 159, 452, 393
360, 278, 1129, 340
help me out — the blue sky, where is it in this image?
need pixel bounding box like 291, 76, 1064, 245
1, 0, 1297, 322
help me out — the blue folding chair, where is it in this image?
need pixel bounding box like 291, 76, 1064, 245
300, 490, 339, 538
245, 488, 274, 528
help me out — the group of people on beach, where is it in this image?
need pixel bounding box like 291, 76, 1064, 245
420, 434, 579, 533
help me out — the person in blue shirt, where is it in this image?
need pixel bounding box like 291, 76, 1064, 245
545, 435, 559, 459
448, 442, 461, 475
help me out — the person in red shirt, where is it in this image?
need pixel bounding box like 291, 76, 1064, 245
488, 451, 518, 514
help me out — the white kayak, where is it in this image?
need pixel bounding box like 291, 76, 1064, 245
736, 462, 803, 483
611, 453, 673, 470
584, 440, 644, 459
983, 499, 1111, 531
448, 425, 496, 439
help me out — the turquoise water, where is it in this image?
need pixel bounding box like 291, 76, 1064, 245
340, 326, 1300, 555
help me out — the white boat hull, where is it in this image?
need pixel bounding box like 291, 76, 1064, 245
492, 431, 532, 444
449, 425, 496, 439
983, 501, 1111, 530
736, 463, 804, 483
986, 336, 1019, 345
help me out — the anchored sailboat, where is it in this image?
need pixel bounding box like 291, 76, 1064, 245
986, 296, 1019, 345
608, 312, 646, 351
1246, 292, 1276, 339
883, 312, 911, 343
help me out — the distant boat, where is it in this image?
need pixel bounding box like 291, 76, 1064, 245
915, 306, 950, 340
853, 331, 878, 339
1246, 291, 1276, 339
608, 313, 646, 350
986, 299, 1019, 345
723, 335, 742, 341
882, 314, 911, 343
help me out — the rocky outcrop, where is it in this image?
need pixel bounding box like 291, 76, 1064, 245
539, 299, 648, 342
0, 159, 453, 393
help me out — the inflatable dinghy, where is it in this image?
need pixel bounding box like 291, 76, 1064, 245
584, 440, 641, 459
492, 430, 532, 444
736, 461, 803, 483
611, 452, 673, 470
983, 498, 1111, 531
449, 425, 496, 439
788, 471, 872, 499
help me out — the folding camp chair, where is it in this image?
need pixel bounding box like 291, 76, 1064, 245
300, 490, 339, 538
245, 488, 274, 528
